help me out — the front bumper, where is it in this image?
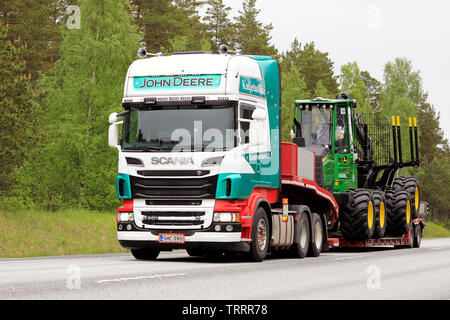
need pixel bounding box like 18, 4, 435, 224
117, 222, 249, 252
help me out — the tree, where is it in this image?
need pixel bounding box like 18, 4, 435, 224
17, 0, 141, 210
234, 0, 277, 56
339, 62, 372, 114
281, 39, 338, 98
360, 70, 382, 111
132, 0, 205, 53
0, 25, 38, 196
0, 0, 65, 78
280, 66, 309, 141
203, 0, 234, 49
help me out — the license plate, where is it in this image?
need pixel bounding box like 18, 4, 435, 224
158, 233, 185, 244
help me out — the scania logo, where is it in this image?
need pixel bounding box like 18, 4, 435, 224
151, 156, 194, 165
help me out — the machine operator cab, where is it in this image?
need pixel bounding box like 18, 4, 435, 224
292, 96, 358, 192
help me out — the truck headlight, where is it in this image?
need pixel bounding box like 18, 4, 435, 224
213, 212, 240, 223
119, 212, 134, 222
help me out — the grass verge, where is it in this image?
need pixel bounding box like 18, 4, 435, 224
422, 221, 450, 238
0, 210, 127, 258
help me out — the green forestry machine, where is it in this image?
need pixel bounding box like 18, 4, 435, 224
292, 93, 426, 247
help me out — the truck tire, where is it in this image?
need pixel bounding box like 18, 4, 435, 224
393, 176, 420, 219
131, 248, 160, 260
186, 249, 207, 257
340, 189, 376, 240
247, 207, 269, 262
308, 212, 323, 257
371, 190, 387, 239
386, 189, 412, 237
289, 205, 310, 258
413, 224, 422, 248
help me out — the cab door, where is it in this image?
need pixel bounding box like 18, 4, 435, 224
333, 104, 357, 192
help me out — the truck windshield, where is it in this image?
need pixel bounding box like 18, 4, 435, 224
122, 105, 236, 152
301, 108, 332, 146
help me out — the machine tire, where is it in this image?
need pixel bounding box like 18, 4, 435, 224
131, 248, 160, 260
247, 207, 269, 262
289, 205, 310, 258
393, 176, 420, 219
413, 224, 422, 248
386, 189, 412, 237
340, 189, 376, 240
371, 190, 387, 239
395, 224, 414, 249
186, 249, 207, 257
308, 212, 323, 257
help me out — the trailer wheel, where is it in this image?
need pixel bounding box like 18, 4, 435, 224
393, 177, 420, 219
131, 248, 160, 260
340, 189, 376, 240
395, 225, 414, 249
386, 189, 412, 237
371, 190, 387, 239
289, 206, 310, 258
413, 224, 422, 248
308, 213, 323, 257
247, 207, 269, 262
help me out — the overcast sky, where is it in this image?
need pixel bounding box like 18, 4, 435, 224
219, 0, 450, 141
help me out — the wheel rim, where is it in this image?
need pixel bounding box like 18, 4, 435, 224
379, 202, 386, 228
257, 219, 267, 251
300, 221, 308, 248
414, 187, 419, 210
367, 201, 374, 229
314, 220, 323, 249
406, 200, 411, 224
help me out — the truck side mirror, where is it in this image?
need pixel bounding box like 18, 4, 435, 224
108, 112, 122, 148
249, 109, 267, 147
109, 123, 119, 148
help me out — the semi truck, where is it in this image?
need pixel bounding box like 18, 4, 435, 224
108, 46, 426, 262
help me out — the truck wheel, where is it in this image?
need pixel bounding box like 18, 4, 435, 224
308, 213, 323, 257
340, 189, 376, 240
393, 177, 420, 219
247, 207, 269, 262
186, 249, 207, 257
371, 190, 387, 239
131, 248, 160, 260
289, 206, 310, 258
386, 189, 412, 237
413, 224, 422, 248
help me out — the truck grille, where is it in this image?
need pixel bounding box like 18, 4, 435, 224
141, 211, 205, 226
130, 175, 218, 199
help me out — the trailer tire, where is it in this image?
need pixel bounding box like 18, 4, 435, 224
386, 189, 412, 237
413, 224, 422, 248
289, 206, 310, 258
340, 189, 376, 240
308, 212, 323, 257
393, 177, 420, 219
247, 207, 269, 262
131, 248, 160, 260
371, 190, 387, 239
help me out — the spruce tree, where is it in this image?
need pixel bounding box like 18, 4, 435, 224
234, 0, 277, 56
0, 25, 37, 195
203, 0, 234, 48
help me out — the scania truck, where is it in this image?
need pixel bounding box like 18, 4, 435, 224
108, 46, 425, 262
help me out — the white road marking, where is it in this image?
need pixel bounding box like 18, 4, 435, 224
96, 273, 186, 284
335, 255, 364, 260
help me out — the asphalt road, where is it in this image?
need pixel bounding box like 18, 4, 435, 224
0, 238, 449, 300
